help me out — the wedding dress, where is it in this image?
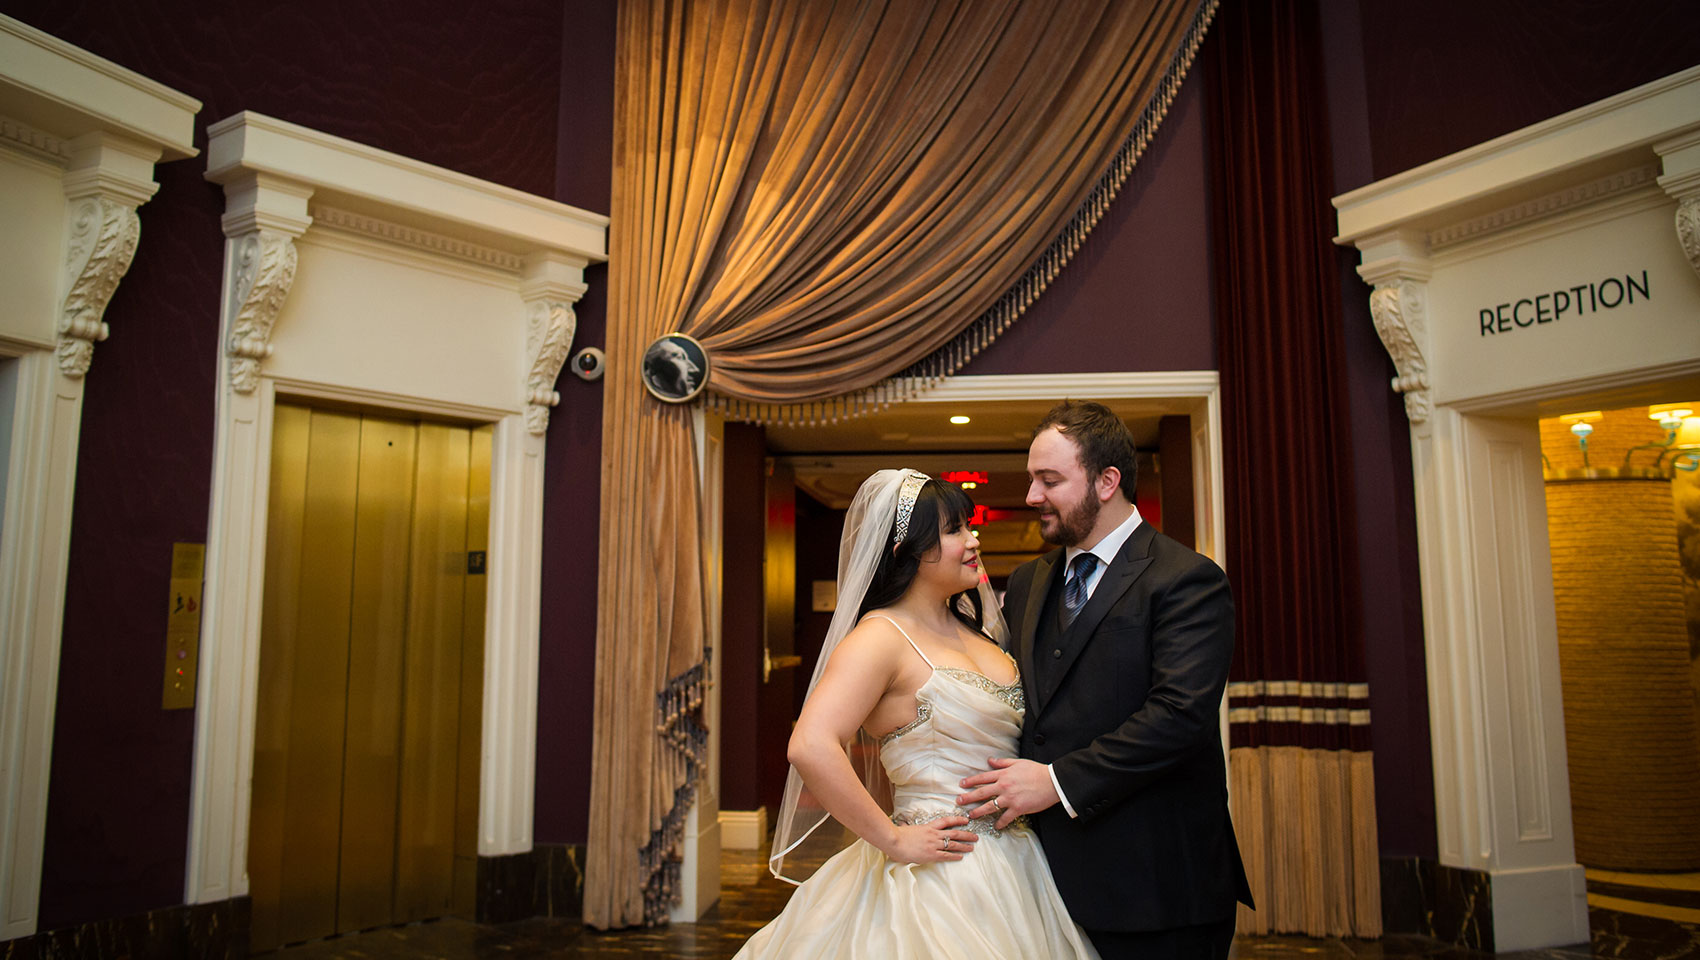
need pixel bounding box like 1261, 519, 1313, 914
735, 616, 1100, 959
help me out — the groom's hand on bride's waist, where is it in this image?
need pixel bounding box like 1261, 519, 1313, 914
957, 757, 1060, 829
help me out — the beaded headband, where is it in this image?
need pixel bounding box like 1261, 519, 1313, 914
893, 472, 929, 544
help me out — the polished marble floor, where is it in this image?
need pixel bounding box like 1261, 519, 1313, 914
269, 851, 1700, 960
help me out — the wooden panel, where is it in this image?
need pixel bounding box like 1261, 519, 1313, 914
393, 422, 471, 922
249, 403, 310, 951
278, 408, 362, 945
453, 425, 491, 916
337, 416, 417, 933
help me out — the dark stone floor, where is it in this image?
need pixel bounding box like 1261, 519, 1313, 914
269, 850, 1699, 960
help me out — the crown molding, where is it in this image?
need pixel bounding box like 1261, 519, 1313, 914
0, 14, 198, 160
205, 112, 606, 263
1335, 66, 1700, 245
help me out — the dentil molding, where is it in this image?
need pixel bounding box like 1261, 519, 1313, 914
1428, 164, 1660, 250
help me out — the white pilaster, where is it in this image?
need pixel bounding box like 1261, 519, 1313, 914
184, 174, 311, 904
0, 15, 197, 937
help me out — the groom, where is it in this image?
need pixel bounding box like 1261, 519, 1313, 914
960, 400, 1251, 960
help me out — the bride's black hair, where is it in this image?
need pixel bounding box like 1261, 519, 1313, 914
856, 479, 989, 638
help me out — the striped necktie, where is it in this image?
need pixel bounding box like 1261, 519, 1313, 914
1062, 553, 1099, 628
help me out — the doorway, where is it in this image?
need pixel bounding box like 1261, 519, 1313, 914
1537, 401, 1700, 921
714, 374, 1223, 826
247, 403, 490, 951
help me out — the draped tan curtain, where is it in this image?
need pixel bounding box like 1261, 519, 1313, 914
587, 0, 1214, 928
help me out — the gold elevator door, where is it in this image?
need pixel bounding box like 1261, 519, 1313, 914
248, 404, 489, 952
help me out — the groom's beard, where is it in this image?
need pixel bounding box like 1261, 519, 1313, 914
1041, 489, 1100, 547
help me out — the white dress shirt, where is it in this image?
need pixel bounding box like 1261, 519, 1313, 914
1046, 506, 1144, 818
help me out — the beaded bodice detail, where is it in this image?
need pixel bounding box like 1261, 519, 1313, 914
864, 616, 1028, 833
934, 667, 1024, 711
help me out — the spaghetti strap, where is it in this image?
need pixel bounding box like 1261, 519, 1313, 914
865, 614, 934, 669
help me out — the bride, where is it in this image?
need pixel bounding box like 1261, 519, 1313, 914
735, 469, 1098, 959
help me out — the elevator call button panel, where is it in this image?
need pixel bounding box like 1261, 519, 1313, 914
162, 543, 205, 710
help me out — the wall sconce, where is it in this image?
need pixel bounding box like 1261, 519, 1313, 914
1560, 411, 1603, 467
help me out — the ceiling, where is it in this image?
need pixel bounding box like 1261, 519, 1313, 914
770, 396, 1181, 509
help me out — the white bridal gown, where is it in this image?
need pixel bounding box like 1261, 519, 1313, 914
736, 618, 1100, 960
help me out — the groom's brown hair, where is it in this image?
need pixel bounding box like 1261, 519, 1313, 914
1033, 399, 1138, 501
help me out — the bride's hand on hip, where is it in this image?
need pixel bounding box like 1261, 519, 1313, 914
880, 816, 978, 864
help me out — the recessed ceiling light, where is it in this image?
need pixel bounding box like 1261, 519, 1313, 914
949, 415, 971, 425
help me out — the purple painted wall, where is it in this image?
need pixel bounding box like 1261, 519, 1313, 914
1319, 0, 1436, 859
534, 0, 618, 849
3, 0, 574, 928
1358, 0, 1700, 180
963, 72, 1216, 376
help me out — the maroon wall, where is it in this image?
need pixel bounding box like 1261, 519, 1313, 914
963, 71, 1216, 376
1318, 0, 1436, 859
534, 0, 618, 849
716, 424, 768, 812
1358, 0, 1700, 180
4, 0, 572, 928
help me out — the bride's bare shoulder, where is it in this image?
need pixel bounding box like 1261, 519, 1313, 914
821, 613, 908, 667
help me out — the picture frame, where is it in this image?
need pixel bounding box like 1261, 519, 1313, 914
640, 332, 709, 403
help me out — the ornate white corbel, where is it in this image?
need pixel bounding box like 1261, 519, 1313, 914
1675, 196, 1700, 277
520, 253, 589, 435
1656, 130, 1700, 280
211, 172, 313, 393
224, 230, 298, 393
524, 299, 577, 434
56, 133, 162, 377
1368, 279, 1431, 423
58, 197, 138, 377
1354, 231, 1434, 425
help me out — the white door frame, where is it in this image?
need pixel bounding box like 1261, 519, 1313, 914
1336, 67, 1700, 951
182, 112, 607, 907
906, 371, 1227, 564
0, 16, 198, 939
704, 368, 1229, 864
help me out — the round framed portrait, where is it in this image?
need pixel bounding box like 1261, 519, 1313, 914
640, 333, 709, 403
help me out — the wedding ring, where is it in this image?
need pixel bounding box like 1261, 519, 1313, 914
991, 796, 1003, 812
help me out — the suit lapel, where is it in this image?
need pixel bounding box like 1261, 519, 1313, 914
1019, 549, 1060, 714
1036, 524, 1158, 712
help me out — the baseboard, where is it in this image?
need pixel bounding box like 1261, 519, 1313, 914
719, 807, 768, 851
1379, 856, 1588, 953
476, 843, 584, 924
1380, 856, 1493, 951
0, 897, 249, 958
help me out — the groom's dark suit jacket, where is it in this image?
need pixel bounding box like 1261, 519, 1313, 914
1007, 521, 1252, 933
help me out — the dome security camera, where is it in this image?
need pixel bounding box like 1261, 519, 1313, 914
571, 346, 606, 381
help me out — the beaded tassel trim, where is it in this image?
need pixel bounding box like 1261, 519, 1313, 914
892, 808, 1031, 838
705, 0, 1220, 428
